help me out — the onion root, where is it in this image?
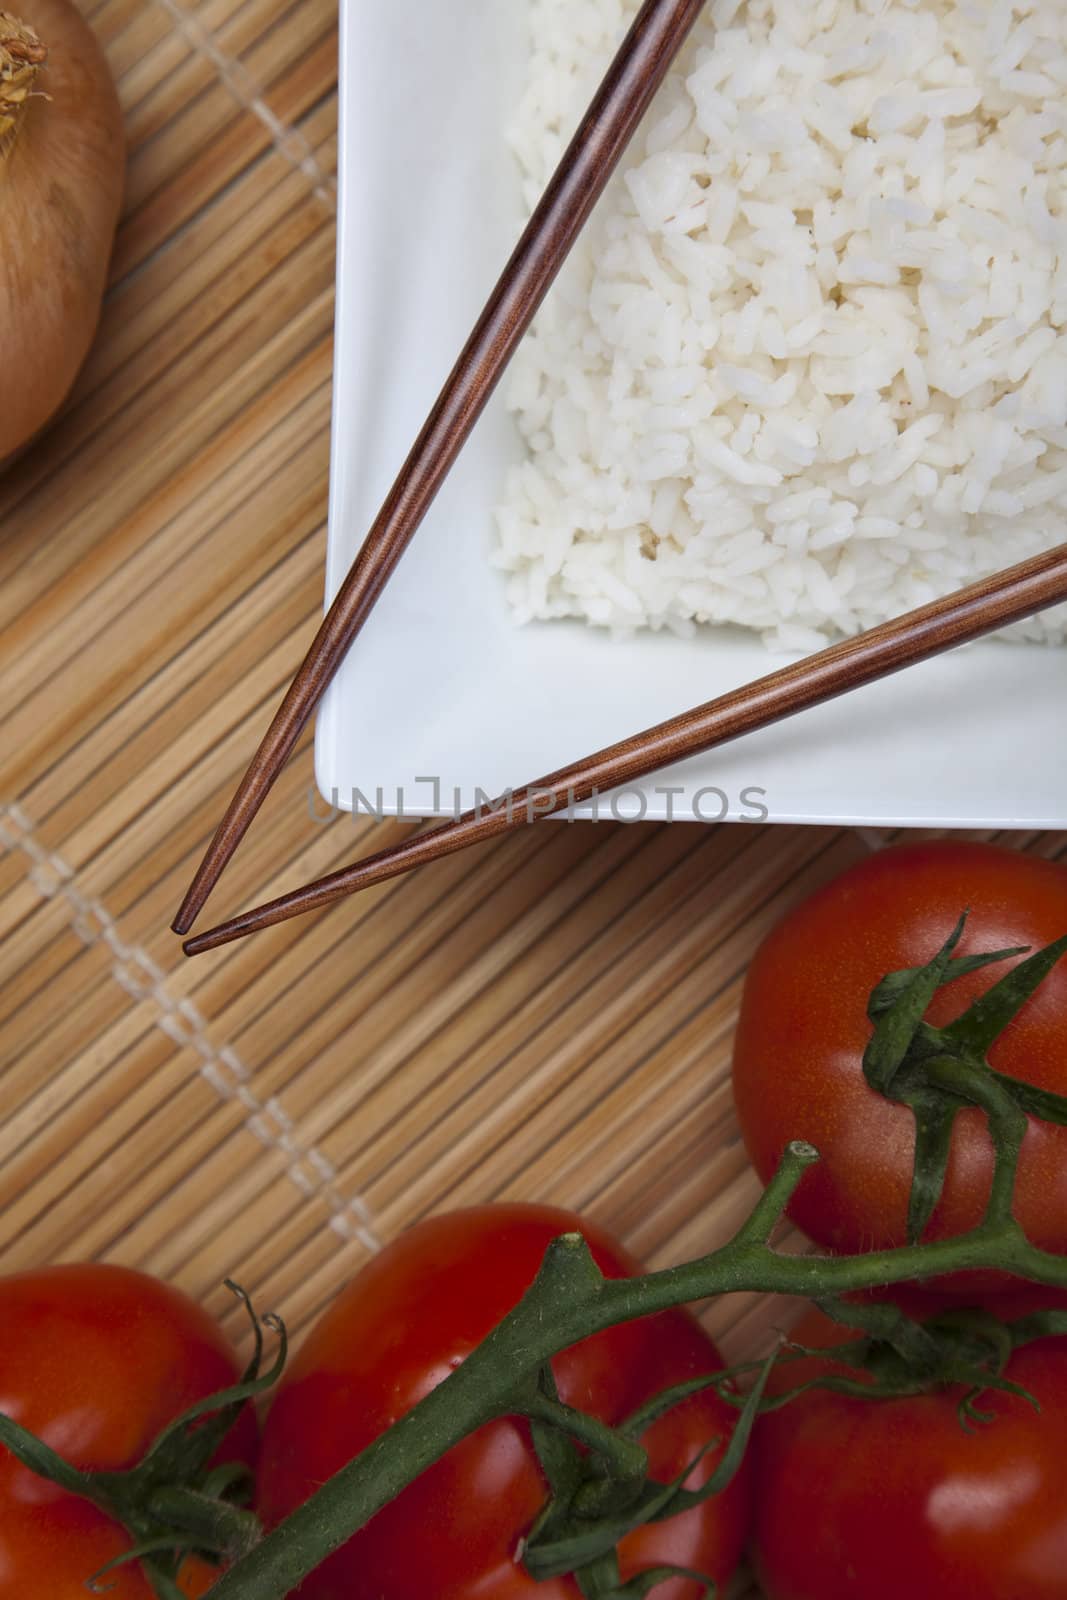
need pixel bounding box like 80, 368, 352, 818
0, 13, 46, 148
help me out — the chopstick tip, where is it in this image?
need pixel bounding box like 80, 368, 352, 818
174, 856, 226, 934
182, 910, 260, 956
172, 897, 199, 937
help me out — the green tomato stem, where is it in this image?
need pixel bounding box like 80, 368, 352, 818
143, 1487, 261, 1561
925, 1054, 1029, 1231
524, 1392, 648, 1482
731, 1139, 820, 1246
207, 1140, 1067, 1600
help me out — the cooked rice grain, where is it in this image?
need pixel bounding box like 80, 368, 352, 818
494, 0, 1067, 648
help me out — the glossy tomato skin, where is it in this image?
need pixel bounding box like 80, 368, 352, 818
0, 1263, 257, 1600
732, 843, 1067, 1265
753, 1294, 1067, 1600
258, 1204, 751, 1599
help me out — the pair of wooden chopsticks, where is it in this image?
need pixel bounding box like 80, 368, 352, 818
174, 0, 1067, 958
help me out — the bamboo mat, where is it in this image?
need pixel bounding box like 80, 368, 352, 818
1, 2, 1064, 1593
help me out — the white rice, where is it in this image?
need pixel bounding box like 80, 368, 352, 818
493, 0, 1067, 650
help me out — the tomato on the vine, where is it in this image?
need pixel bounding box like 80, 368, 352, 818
752, 1291, 1067, 1600
258, 1204, 751, 1599
0, 1263, 257, 1600
732, 841, 1067, 1261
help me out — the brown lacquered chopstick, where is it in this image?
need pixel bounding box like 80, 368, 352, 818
172, 0, 709, 936
182, 543, 1067, 955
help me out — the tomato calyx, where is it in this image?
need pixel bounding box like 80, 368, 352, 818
0, 1281, 286, 1599
723, 1294, 1067, 1435
518, 1351, 774, 1597
862, 915, 1067, 1242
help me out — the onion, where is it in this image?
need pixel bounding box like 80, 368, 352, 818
0, 1, 123, 463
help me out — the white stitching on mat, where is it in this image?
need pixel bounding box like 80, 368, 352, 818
151, 0, 337, 209
1, 802, 381, 1252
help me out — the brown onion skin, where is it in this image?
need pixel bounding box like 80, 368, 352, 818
1, 0, 124, 464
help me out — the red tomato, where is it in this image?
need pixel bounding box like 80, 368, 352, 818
177, 1558, 224, 1598
753, 1294, 1067, 1600
258, 1205, 751, 1599
0, 1263, 257, 1600
732, 842, 1067, 1264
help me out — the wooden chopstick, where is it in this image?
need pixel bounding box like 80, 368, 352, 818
171, 0, 709, 936
181, 542, 1067, 956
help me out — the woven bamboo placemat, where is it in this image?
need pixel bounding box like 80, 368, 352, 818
1, 3, 1064, 1593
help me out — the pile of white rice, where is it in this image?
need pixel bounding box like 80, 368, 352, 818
493, 0, 1067, 651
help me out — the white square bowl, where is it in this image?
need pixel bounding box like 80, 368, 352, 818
317, 0, 1067, 829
